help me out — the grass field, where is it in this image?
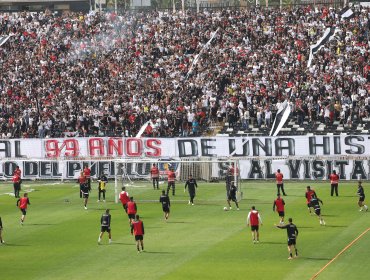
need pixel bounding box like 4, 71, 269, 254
0, 179, 369, 280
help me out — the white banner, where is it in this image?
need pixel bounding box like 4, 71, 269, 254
1, 135, 370, 180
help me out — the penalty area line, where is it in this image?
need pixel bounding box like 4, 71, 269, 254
310, 228, 370, 280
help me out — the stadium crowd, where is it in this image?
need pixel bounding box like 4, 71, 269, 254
0, 5, 370, 139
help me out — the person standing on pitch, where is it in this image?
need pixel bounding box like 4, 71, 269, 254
119, 187, 130, 213
97, 172, 108, 202
17, 193, 30, 225
12, 172, 21, 198
247, 206, 262, 243
14, 165, 22, 191
150, 163, 160, 190
0, 216, 4, 244
127, 197, 137, 225
273, 194, 285, 225
81, 181, 90, 210
329, 170, 339, 196
357, 181, 368, 212
78, 171, 87, 198
276, 218, 298, 259
131, 214, 145, 253
159, 190, 170, 220
98, 209, 112, 244
305, 186, 317, 214
310, 196, 326, 225
83, 165, 92, 191
275, 169, 286, 196
184, 174, 198, 205
227, 181, 240, 210
167, 167, 176, 196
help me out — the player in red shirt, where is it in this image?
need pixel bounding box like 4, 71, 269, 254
119, 187, 130, 213
131, 214, 145, 253
329, 170, 339, 196
126, 197, 137, 225
166, 168, 176, 196
305, 186, 317, 214
273, 194, 285, 225
150, 164, 160, 190
78, 171, 87, 198
83, 165, 92, 191
16, 193, 30, 225
14, 165, 22, 190
275, 169, 286, 196
247, 206, 263, 243
12, 173, 21, 198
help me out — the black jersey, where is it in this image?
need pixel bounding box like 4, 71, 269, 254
357, 186, 365, 197
185, 178, 198, 193
160, 194, 170, 207
81, 184, 90, 195
229, 184, 238, 198
310, 197, 322, 210
279, 223, 299, 239
101, 213, 111, 227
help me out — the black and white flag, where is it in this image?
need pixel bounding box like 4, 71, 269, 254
270, 89, 292, 137
307, 27, 338, 68
0, 35, 11, 47
340, 6, 354, 19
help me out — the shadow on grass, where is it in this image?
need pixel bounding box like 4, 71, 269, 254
28, 223, 55, 226
261, 241, 285, 245
324, 225, 347, 228
301, 257, 331, 261
101, 242, 135, 246
143, 251, 173, 254
3, 243, 30, 246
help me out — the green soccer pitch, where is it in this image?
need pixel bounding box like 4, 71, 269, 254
0, 180, 369, 280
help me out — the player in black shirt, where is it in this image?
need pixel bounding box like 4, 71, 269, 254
81, 183, 90, 210
276, 218, 298, 259
159, 190, 170, 220
357, 181, 368, 212
0, 217, 4, 244
97, 173, 108, 202
98, 209, 112, 244
310, 197, 326, 225
226, 181, 240, 210
184, 174, 198, 205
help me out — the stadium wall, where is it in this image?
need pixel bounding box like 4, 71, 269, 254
0, 136, 370, 180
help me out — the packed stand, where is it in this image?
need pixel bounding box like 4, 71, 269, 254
0, 6, 370, 139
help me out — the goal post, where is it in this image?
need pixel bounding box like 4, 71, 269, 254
113, 158, 240, 203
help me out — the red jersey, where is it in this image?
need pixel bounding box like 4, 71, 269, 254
12, 174, 21, 184
131, 220, 144, 236
273, 198, 285, 212
247, 210, 261, 226
127, 201, 137, 215
119, 191, 130, 205
84, 167, 91, 178
78, 175, 86, 184
330, 173, 339, 184
306, 190, 316, 203
14, 168, 22, 177
275, 172, 283, 184
167, 170, 176, 182
18, 197, 29, 209
151, 166, 159, 178
228, 166, 239, 176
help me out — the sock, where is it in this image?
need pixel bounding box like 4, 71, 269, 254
290, 253, 293, 257
137, 245, 140, 251
365, 205, 368, 210
295, 249, 298, 256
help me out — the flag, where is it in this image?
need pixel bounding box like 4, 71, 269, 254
307, 27, 338, 67
0, 35, 11, 47
270, 99, 292, 137
186, 28, 219, 79
340, 7, 354, 19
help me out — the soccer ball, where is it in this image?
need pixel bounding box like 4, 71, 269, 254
223, 207, 228, 211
